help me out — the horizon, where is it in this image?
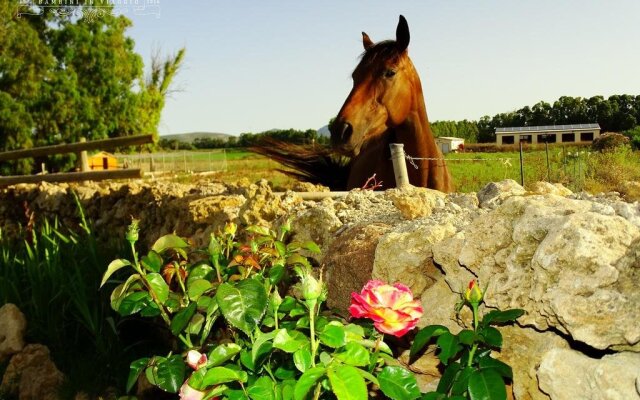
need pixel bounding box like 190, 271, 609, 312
122, 1, 640, 136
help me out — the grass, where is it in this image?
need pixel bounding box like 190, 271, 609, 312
0, 196, 166, 399
144, 145, 640, 195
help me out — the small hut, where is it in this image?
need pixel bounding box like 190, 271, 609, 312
435, 137, 465, 154
87, 151, 118, 170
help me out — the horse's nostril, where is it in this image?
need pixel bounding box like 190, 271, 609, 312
341, 123, 353, 141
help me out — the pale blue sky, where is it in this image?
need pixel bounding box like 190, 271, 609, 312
122, 1, 640, 136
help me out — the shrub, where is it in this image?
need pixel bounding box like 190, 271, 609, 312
591, 132, 630, 152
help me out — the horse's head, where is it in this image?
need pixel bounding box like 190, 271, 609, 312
329, 15, 420, 156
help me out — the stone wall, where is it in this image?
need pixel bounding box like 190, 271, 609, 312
2, 178, 639, 399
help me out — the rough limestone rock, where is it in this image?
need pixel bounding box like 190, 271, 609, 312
537, 349, 640, 400
527, 181, 573, 197
477, 179, 526, 209
0, 304, 27, 363
1, 344, 64, 400
433, 194, 640, 351
323, 223, 392, 314
499, 326, 568, 400
290, 201, 343, 261
386, 186, 446, 220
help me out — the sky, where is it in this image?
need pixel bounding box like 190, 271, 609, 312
120, 1, 640, 136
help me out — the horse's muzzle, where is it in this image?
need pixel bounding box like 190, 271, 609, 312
329, 121, 353, 146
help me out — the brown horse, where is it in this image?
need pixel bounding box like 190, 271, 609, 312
329, 15, 452, 191
252, 15, 452, 192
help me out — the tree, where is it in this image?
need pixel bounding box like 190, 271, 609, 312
0, 1, 184, 173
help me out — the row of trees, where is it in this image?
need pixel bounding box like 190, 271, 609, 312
0, 2, 183, 173
432, 95, 640, 143
159, 129, 329, 150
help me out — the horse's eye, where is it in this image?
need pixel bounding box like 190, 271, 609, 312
384, 69, 396, 78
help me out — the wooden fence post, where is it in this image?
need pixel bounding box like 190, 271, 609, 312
79, 137, 90, 172
390, 143, 410, 188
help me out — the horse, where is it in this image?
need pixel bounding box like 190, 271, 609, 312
252, 15, 452, 192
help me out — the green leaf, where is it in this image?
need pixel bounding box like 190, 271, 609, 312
275, 365, 297, 380
252, 330, 277, 367
216, 279, 268, 336
281, 380, 296, 400
458, 329, 477, 345
468, 369, 507, 400
269, 264, 285, 285
202, 366, 248, 386
335, 342, 370, 367
188, 279, 213, 301
155, 355, 185, 393
421, 393, 447, 400
246, 225, 272, 236
481, 309, 525, 327
274, 329, 310, 353
319, 322, 347, 348
436, 362, 461, 393
479, 327, 503, 348
344, 323, 365, 340
293, 367, 326, 400
110, 274, 141, 312
100, 258, 132, 287
377, 366, 421, 400
187, 313, 205, 335
286, 254, 310, 268
141, 250, 163, 273
451, 366, 474, 395
302, 241, 321, 254
126, 357, 149, 393
208, 343, 242, 367
409, 325, 450, 361
170, 302, 197, 335
187, 263, 215, 285
275, 241, 286, 256
146, 272, 169, 304
293, 347, 313, 373
478, 357, 513, 380
328, 365, 368, 400
118, 291, 152, 316
436, 332, 461, 365
248, 376, 276, 400
152, 234, 189, 254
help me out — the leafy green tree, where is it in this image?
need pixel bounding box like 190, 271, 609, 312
0, 1, 184, 173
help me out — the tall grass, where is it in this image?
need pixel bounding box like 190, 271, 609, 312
0, 195, 133, 398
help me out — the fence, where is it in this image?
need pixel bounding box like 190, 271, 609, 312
116, 150, 228, 174
0, 135, 153, 186
400, 142, 593, 193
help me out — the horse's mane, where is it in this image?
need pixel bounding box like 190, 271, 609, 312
357, 41, 402, 73
249, 137, 351, 190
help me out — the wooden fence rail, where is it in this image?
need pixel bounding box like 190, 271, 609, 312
0, 134, 154, 186
0, 134, 154, 162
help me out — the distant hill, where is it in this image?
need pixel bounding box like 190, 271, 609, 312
160, 132, 234, 144
317, 125, 330, 137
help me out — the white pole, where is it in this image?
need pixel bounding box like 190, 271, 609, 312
390, 143, 410, 188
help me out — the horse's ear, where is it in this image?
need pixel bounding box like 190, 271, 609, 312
362, 32, 374, 50
396, 15, 410, 52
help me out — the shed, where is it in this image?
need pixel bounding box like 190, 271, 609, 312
435, 137, 465, 154
87, 151, 118, 170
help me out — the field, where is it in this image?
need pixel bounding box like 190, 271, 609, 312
119, 145, 640, 196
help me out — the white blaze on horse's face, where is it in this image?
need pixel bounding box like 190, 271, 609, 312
330, 16, 412, 157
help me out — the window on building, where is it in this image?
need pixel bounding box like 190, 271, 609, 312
502, 135, 514, 145
519, 135, 532, 144
562, 133, 575, 143
580, 132, 594, 141
540, 134, 556, 143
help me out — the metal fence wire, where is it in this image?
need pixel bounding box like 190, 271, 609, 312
117, 150, 228, 174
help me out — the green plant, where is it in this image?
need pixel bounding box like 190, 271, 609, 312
409, 280, 524, 400
102, 221, 422, 400
0, 195, 131, 397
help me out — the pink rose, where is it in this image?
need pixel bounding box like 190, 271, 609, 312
349, 280, 423, 337
186, 350, 207, 370
179, 381, 205, 400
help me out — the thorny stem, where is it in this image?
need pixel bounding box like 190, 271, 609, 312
369, 334, 383, 372
467, 302, 480, 367
308, 298, 318, 367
